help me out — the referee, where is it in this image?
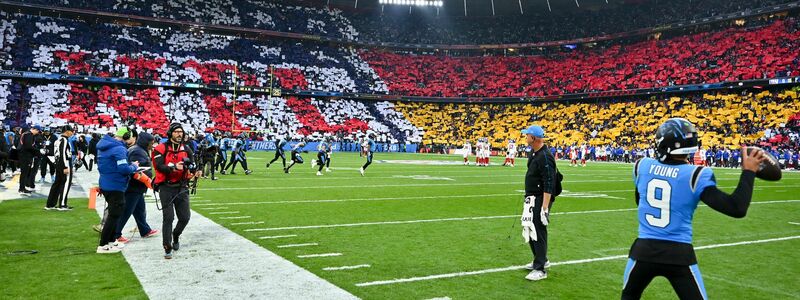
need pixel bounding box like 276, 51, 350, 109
46, 125, 74, 210
521, 125, 556, 281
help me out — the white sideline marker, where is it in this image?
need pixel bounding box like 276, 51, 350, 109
277, 243, 318, 248
789, 222, 800, 226
209, 211, 240, 215
323, 264, 371, 271
298, 253, 342, 258
199, 207, 229, 210
192, 200, 211, 203
355, 235, 800, 287
425, 297, 451, 300
231, 221, 265, 226
220, 216, 252, 220
259, 234, 298, 239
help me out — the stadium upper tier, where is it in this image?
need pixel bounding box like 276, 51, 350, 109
11, 0, 799, 45
2, 12, 798, 98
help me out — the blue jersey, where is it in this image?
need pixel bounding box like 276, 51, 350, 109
318, 141, 329, 153
634, 158, 716, 244
221, 138, 230, 151
367, 139, 375, 152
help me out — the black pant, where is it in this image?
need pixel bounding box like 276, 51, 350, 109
621, 259, 706, 300
159, 185, 190, 250
46, 169, 72, 208
362, 152, 373, 170
40, 156, 55, 178
201, 158, 216, 179
18, 156, 33, 191
99, 191, 125, 246
317, 152, 327, 171
527, 195, 552, 272
268, 150, 286, 168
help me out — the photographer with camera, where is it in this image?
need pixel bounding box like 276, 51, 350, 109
152, 123, 201, 259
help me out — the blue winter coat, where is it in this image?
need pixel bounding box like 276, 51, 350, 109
97, 134, 136, 192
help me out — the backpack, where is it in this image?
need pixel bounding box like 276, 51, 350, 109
553, 167, 564, 197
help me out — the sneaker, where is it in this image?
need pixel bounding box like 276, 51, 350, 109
173, 236, 180, 251
92, 224, 103, 233
524, 260, 551, 271
359, 168, 365, 176
19, 190, 32, 195
111, 240, 126, 249
325, 168, 331, 172
44, 206, 57, 211
311, 160, 316, 168
143, 229, 160, 238
316, 171, 323, 176
96, 244, 122, 254
245, 170, 252, 175
265, 163, 270, 168
57, 206, 73, 211
164, 251, 173, 259
116, 236, 130, 244
220, 170, 227, 175
525, 270, 547, 281
284, 168, 290, 174
211, 177, 219, 181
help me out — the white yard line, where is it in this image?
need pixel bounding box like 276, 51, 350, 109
355, 235, 800, 287
197, 179, 635, 191
323, 264, 371, 271
198, 207, 229, 210
259, 235, 298, 239
72, 172, 356, 300
242, 200, 800, 231
789, 222, 800, 226
703, 275, 800, 298
231, 221, 265, 226
219, 216, 252, 220
298, 253, 342, 258
208, 211, 240, 215
194, 193, 521, 206
277, 243, 318, 248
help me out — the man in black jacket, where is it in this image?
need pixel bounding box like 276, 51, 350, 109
521, 125, 556, 281
19, 125, 42, 195
46, 125, 75, 210
39, 127, 57, 183
114, 132, 159, 243
87, 133, 99, 171
74, 135, 88, 171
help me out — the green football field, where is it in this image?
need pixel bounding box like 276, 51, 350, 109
1, 151, 798, 299
196, 151, 799, 299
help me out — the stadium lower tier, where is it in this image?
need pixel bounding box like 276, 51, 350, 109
1, 79, 798, 151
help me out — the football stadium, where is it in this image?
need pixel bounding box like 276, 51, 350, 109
0, 0, 799, 299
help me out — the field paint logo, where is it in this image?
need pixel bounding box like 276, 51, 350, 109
393, 175, 455, 181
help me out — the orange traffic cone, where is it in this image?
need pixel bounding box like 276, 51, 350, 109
88, 187, 99, 209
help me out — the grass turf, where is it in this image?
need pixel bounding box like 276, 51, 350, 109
2, 151, 798, 299
0, 198, 147, 299
195, 151, 800, 299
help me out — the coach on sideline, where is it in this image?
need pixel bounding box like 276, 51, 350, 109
521, 125, 556, 281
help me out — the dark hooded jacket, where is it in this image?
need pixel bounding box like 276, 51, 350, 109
127, 132, 155, 194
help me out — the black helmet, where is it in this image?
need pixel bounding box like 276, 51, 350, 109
655, 118, 699, 162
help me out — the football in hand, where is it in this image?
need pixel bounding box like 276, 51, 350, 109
744, 146, 782, 181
